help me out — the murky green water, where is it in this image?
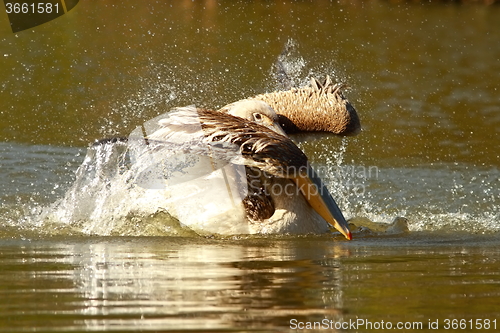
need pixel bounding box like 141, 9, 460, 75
1, 1, 499, 332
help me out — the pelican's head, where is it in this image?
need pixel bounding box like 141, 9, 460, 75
223, 76, 361, 136
218, 99, 287, 137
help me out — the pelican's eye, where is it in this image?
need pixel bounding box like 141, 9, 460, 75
253, 113, 263, 122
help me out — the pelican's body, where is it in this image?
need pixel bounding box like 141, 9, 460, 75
130, 105, 351, 239
68, 81, 357, 239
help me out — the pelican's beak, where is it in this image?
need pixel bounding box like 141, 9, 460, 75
293, 165, 352, 240
263, 118, 288, 137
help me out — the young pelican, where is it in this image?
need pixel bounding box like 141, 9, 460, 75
135, 105, 352, 240
220, 76, 361, 136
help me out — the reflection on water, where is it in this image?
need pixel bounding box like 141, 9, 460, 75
0, 237, 348, 331
0, 236, 499, 332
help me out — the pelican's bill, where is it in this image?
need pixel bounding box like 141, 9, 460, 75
293, 166, 352, 240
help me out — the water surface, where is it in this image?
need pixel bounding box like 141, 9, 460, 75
1, 1, 499, 332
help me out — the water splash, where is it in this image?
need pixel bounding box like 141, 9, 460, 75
272, 38, 308, 90
41, 107, 254, 237
3, 41, 499, 239
327, 161, 500, 234
40, 138, 197, 236
293, 132, 499, 235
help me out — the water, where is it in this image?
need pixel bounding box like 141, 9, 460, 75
1, 236, 499, 332
1, 1, 500, 332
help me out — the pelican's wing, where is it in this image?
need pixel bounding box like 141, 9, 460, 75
125, 106, 311, 227
127, 107, 246, 190
130, 106, 310, 180
124, 107, 251, 233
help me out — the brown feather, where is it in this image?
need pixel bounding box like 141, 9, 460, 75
242, 167, 274, 221
195, 109, 309, 178
250, 76, 361, 135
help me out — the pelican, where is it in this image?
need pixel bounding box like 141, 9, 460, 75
129, 103, 352, 240
218, 99, 287, 136
220, 76, 361, 136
